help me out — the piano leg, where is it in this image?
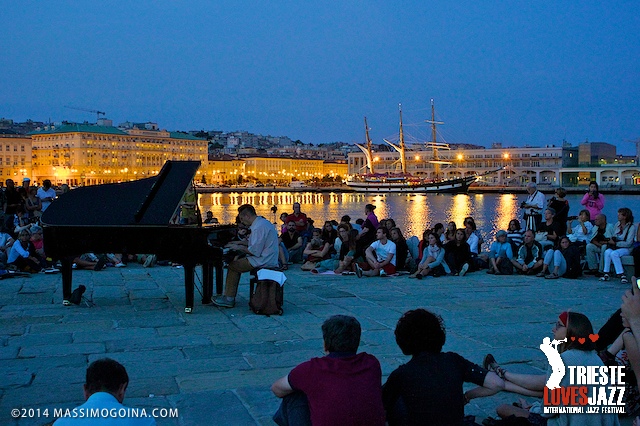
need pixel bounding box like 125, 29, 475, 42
184, 263, 195, 313
202, 262, 213, 304
61, 257, 74, 306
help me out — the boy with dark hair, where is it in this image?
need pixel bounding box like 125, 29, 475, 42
271, 315, 385, 426
54, 358, 155, 425
382, 309, 504, 425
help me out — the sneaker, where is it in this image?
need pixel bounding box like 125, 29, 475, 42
620, 275, 629, 285
459, 263, 469, 277
354, 263, 363, 278
599, 273, 610, 281
114, 262, 126, 268
211, 296, 235, 308
143, 254, 156, 268
379, 269, 387, 277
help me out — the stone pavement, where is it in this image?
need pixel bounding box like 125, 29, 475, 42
0, 264, 632, 425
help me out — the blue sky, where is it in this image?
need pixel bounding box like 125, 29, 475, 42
3, 1, 639, 153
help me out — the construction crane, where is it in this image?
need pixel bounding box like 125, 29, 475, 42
64, 106, 106, 121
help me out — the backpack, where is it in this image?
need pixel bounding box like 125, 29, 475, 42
249, 279, 284, 316
563, 245, 582, 279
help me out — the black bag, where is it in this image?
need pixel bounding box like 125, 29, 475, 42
498, 258, 514, 275
249, 279, 284, 316
69, 285, 86, 305
563, 245, 582, 279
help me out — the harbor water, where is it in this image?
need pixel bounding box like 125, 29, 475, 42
199, 192, 640, 242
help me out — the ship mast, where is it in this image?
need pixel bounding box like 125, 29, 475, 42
365, 117, 374, 174
425, 99, 444, 178
398, 104, 407, 174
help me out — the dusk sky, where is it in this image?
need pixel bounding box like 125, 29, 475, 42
3, 1, 639, 153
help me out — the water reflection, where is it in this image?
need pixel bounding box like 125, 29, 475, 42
198, 192, 640, 244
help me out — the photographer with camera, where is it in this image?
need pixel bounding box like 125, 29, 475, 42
566, 209, 593, 244
521, 182, 545, 232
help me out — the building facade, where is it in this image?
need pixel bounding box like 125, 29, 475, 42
30, 124, 208, 185
0, 133, 32, 182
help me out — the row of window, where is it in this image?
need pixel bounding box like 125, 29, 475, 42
2, 145, 26, 152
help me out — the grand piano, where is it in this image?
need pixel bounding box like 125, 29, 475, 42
41, 161, 236, 312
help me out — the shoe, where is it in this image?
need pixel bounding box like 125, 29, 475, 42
535, 271, 546, 277
486, 269, 495, 274
44, 267, 60, 274
93, 257, 106, 271
211, 296, 235, 308
114, 262, 126, 268
620, 275, 629, 284
342, 271, 355, 275
459, 263, 469, 277
415, 273, 423, 280
379, 270, 387, 277
482, 354, 506, 378
143, 254, 156, 268
599, 273, 610, 281
545, 272, 559, 279
354, 263, 363, 278
311, 269, 319, 274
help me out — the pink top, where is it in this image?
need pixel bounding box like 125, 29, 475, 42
580, 193, 605, 219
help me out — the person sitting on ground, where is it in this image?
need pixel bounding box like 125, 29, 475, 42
341, 214, 361, 232
506, 219, 524, 250
547, 187, 570, 237
13, 205, 33, 236
600, 207, 636, 284
511, 229, 544, 275
385, 218, 396, 232
8, 229, 43, 273
29, 225, 46, 260
280, 220, 304, 264
485, 230, 514, 275
478, 312, 619, 426
444, 228, 472, 276
279, 212, 289, 234
585, 213, 615, 275
203, 210, 219, 224
389, 227, 410, 272
356, 227, 397, 278
53, 358, 156, 425
536, 235, 582, 279
321, 220, 338, 248
301, 228, 331, 270
444, 221, 457, 243
212, 204, 279, 309
464, 217, 484, 270
410, 232, 448, 279
566, 209, 593, 244
271, 315, 385, 426
382, 309, 504, 425
314, 226, 357, 274
0, 229, 14, 266
536, 207, 561, 250
416, 229, 430, 265
433, 223, 445, 243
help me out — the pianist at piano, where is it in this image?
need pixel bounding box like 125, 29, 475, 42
211, 203, 279, 309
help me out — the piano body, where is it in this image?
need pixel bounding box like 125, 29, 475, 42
41, 161, 236, 312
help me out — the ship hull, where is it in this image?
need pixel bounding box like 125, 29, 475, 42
345, 176, 477, 194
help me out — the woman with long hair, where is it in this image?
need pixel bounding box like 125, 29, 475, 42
444, 228, 471, 276
444, 221, 457, 243
581, 181, 605, 220
477, 312, 619, 425
389, 227, 409, 272
601, 207, 636, 284
410, 232, 447, 279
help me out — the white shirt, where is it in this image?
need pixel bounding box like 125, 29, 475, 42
369, 239, 397, 266
54, 392, 156, 426
247, 216, 279, 268
525, 190, 545, 215
37, 187, 57, 211
8, 240, 30, 263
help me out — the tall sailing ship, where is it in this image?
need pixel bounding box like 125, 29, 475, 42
346, 100, 478, 194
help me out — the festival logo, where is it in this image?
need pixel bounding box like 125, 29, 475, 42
541, 333, 627, 414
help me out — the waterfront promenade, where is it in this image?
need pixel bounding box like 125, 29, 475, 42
0, 264, 632, 425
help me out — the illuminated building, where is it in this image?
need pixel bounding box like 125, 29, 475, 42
0, 132, 31, 182
31, 123, 207, 185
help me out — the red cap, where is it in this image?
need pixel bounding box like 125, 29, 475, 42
559, 311, 568, 327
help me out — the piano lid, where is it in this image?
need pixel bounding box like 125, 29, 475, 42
41, 160, 201, 226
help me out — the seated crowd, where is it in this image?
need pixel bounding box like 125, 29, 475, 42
282, 181, 640, 284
